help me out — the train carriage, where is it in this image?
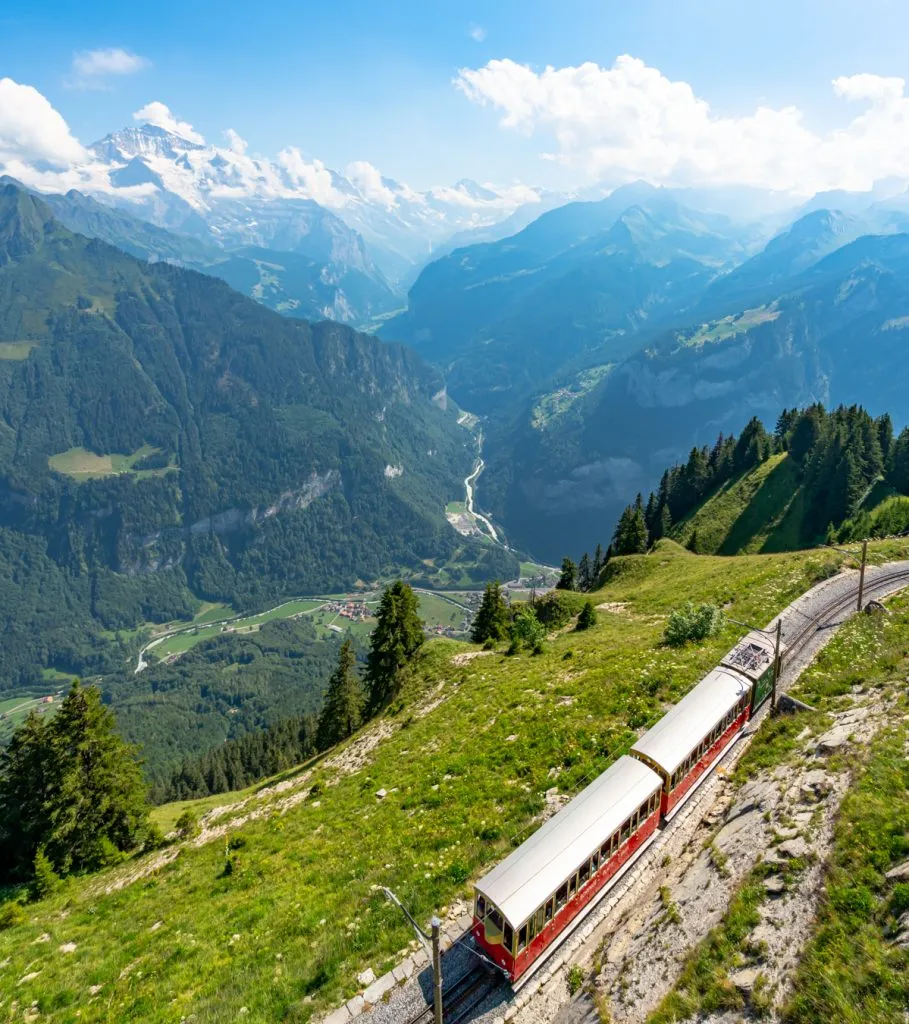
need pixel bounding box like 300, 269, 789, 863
472, 756, 662, 981
630, 667, 751, 819
721, 629, 784, 713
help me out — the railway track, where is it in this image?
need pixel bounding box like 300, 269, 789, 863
396, 561, 909, 1024
403, 962, 501, 1024
780, 563, 909, 661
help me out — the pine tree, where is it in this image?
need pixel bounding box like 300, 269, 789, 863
877, 413, 895, 467
790, 405, 825, 465
612, 498, 648, 555
0, 683, 151, 882
592, 543, 605, 580
659, 503, 672, 540
0, 713, 49, 880
577, 553, 592, 592
365, 581, 424, 712
471, 581, 509, 644
32, 847, 61, 900
576, 600, 597, 631
317, 639, 364, 750
556, 557, 577, 590
733, 417, 770, 473
891, 428, 909, 493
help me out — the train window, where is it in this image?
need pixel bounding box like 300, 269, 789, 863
568, 873, 578, 897
591, 849, 600, 871
536, 907, 545, 934
601, 841, 611, 861
476, 895, 486, 918
555, 884, 568, 910
545, 898, 554, 922
517, 923, 528, 951
579, 859, 590, 885
621, 817, 631, 842
503, 923, 514, 953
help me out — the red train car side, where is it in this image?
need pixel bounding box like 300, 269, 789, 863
472, 756, 662, 980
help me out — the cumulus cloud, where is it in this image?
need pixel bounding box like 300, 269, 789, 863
133, 101, 205, 144
0, 78, 88, 166
456, 55, 909, 193
223, 128, 248, 155
69, 48, 149, 89
469, 24, 487, 42
276, 147, 347, 207
345, 160, 397, 208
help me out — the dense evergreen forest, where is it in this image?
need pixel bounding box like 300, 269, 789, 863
104, 617, 357, 787
155, 713, 319, 804
0, 183, 516, 690
609, 404, 909, 556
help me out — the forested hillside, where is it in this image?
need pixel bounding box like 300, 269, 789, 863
0, 182, 515, 688
106, 617, 351, 789
609, 404, 909, 557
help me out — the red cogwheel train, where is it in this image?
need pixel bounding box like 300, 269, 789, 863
471, 629, 782, 982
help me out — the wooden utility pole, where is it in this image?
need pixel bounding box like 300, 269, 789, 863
857, 539, 868, 612
771, 618, 782, 713
431, 917, 444, 1024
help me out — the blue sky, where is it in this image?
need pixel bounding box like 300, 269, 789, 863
2, 0, 909, 189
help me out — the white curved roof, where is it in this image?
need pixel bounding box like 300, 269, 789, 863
631, 666, 751, 777
475, 755, 661, 928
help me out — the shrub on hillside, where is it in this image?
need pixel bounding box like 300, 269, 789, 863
663, 602, 723, 647
0, 900, 25, 930
508, 607, 547, 655
534, 590, 587, 628
174, 810, 198, 839
576, 601, 597, 631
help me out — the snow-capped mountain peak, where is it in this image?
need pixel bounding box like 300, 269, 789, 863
79, 118, 558, 277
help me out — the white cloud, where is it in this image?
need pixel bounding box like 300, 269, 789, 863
456, 56, 909, 194
223, 128, 248, 155
276, 147, 347, 207
469, 24, 487, 43
0, 78, 89, 167
69, 48, 149, 89
133, 101, 205, 144
346, 160, 397, 208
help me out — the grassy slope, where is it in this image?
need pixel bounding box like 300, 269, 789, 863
648, 591, 909, 1023
674, 453, 908, 555
3, 539, 909, 1024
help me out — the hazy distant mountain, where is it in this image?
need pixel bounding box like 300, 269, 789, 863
696, 206, 909, 318
32, 186, 220, 265
202, 245, 400, 324
483, 229, 909, 560
0, 177, 399, 325
382, 187, 764, 413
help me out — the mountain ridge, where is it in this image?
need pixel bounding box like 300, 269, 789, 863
0, 182, 516, 688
